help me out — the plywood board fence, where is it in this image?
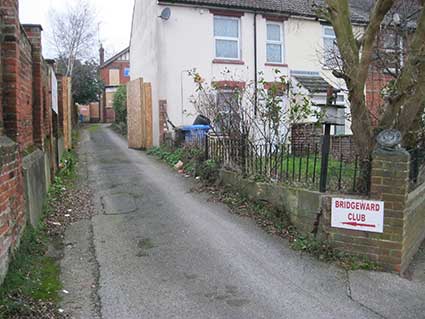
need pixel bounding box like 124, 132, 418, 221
62, 77, 72, 150
127, 78, 153, 149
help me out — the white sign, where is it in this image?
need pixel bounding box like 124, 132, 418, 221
51, 70, 58, 114
331, 198, 384, 233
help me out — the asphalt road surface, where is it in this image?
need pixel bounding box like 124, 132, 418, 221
62, 125, 425, 319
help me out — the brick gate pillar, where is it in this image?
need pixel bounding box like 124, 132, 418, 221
370, 146, 410, 272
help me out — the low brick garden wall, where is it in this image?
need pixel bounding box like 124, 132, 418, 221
219, 146, 425, 274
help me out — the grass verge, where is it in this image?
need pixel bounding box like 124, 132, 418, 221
0, 148, 78, 318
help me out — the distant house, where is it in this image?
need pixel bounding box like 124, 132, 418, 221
99, 46, 130, 123
129, 0, 377, 145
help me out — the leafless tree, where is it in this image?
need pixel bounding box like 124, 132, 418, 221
312, 0, 425, 154
189, 70, 318, 147
49, 0, 98, 77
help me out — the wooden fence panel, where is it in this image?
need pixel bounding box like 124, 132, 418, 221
62, 77, 72, 150
127, 78, 153, 149
143, 83, 153, 149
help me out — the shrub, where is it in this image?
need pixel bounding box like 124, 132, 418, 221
113, 85, 127, 124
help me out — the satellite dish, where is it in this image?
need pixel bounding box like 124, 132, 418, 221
159, 7, 171, 20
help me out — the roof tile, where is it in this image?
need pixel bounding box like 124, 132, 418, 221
159, 0, 375, 23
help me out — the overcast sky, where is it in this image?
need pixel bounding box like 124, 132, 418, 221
19, 0, 134, 60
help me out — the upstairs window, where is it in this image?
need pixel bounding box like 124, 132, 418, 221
323, 25, 340, 67
109, 69, 120, 86
380, 31, 404, 73
214, 16, 240, 60
266, 23, 284, 64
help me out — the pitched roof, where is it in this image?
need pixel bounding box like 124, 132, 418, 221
294, 75, 333, 93
158, 0, 375, 23
100, 47, 130, 69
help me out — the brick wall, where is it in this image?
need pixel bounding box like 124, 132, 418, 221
89, 102, 100, 122
291, 123, 322, 149
100, 61, 130, 86
220, 144, 424, 274
1, 0, 35, 151
291, 123, 356, 159
365, 68, 393, 126
100, 59, 130, 123
330, 135, 356, 161
0, 136, 25, 282
105, 108, 115, 123
319, 147, 425, 273
23, 25, 45, 147
0, 0, 73, 283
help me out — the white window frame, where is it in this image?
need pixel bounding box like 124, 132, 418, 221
323, 25, 339, 67
266, 22, 285, 64
214, 16, 241, 60
382, 31, 405, 71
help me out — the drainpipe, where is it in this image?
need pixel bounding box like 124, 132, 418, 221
254, 12, 258, 115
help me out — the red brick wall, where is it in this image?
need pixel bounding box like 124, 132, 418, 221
105, 108, 115, 123
291, 123, 322, 148
365, 68, 393, 126
0, 0, 63, 281
17, 31, 33, 150
1, 0, 34, 151
89, 102, 100, 122
291, 123, 356, 159
23, 25, 44, 147
0, 137, 25, 280
100, 61, 130, 86
100, 60, 129, 123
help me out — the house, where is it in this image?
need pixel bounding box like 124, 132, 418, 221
99, 46, 130, 123
130, 0, 375, 146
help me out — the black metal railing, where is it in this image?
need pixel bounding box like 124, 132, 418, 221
203, 134, 370, 194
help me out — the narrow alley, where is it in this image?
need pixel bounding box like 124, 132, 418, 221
61, 125, 425, 319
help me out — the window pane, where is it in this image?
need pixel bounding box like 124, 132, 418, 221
217, 91, 239, 112
267, 24, 281, 41
383, 32, 399, 50
324, 38, 334, 52
267, 43, 282, 63
324, 37, 340, 66
335, 125, 345, 136
214, 17, 239, 38
216, 39, 238, 59
324, 27, 336, 37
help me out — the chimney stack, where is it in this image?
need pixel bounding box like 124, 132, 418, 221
99, 45, 105, 65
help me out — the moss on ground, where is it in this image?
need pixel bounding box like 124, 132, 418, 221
0, 227, 62, 318
87, 124, 101, 133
